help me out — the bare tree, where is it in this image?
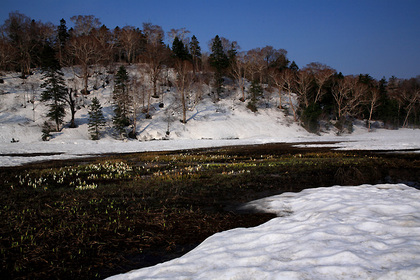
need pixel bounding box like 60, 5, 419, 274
128, 75, 147, 138
67, 15, 104, 96
332, 76, 351, 120
0, 37, 16, 72
244, 48, 264, 83
229, 51, 247, 101
1, 12, 53, 76
70, 15, 101, 37
173, 60, 195, 124
280, 69, 298, 121
93, 25, 114, 67
332, 76, 365, 120
269, 68, 284, 109
294, 69, 313, 108
119, 26, 144, 64
400, 79, 420, 128
67, 35, 99, 95
167, 28, 190, 45
304, 62, 335, 103
366, 84, 381, 131
141, 23, 168, 115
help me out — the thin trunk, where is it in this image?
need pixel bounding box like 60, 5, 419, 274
181, 89, 186, 123
277, 86, 283, 109
288, 90, 297, 121
368, 102, 374, 131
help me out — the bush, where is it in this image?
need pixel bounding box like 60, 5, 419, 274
246, 101, 258, 113
41, 121, 52, 141
335, 117, 353, 135
301, 103, 322, 133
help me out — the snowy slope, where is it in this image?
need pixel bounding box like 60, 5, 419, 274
1, 67, 419, 167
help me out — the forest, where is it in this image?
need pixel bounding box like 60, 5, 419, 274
0, 11, 419, 138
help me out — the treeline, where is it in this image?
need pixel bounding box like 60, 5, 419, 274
0, 12, 419, 136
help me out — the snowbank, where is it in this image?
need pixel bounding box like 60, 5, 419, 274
107, 184, 420, 280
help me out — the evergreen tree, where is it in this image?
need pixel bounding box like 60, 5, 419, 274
57, 18, 69, 65
41, 66, 68, 131
41, 121, 52, 141
289, 61, 299, 71
247, 80, 263, 112
209, 35, 229, 97
88, 97, 106, 140
189, 35, 201, 73
227, 42, 237, 62
112, 65, 131, 136
172, 36, 190, 61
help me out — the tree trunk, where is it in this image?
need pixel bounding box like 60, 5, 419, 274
288, 91, 297, 121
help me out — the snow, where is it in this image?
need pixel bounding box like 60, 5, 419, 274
107, 184, 420, 280
1, 68, 419, 167
1, 68, 420, 279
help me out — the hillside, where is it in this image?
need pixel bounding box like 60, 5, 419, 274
1, 67, 419, 168
0, 66, 312, 144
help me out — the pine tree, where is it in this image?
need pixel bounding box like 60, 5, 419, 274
247, 80, 263, 112
57, 18, 69, 66
41, 121, 52, 141
88, 97, 106, 140
112, 65, 131, 136
172, 36, 190, 61
209, 35, 229, 97
189, 35, 201, 73
41, 66, 68, 131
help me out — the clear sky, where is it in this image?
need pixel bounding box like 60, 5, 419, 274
1, 0, 419, 80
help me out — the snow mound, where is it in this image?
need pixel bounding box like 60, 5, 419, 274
107, 184, 420, 280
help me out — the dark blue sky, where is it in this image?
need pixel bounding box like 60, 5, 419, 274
1, 0, 419, 79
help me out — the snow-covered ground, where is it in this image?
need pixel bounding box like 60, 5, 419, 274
107, 184, 420, 280
1, 68, 420, 279
1, 69, 419, 167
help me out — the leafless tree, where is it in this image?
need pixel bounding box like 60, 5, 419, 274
70, 15, 101, 37
128, 75, 148, 138
295, 69, 313, 108
400, 79, 420, 128
366, 83, 381, 131
332, 76, 364, 120
0, 37, 16, 71
268, 68, 284, 109
304, 62, 335, 103
173, 60, 195, 124
244, 48, 265, 83
141, 23, 168, 115
229, 51, 247, 101
167, 28, 190, 45
280, 69, 298, 121
118, 26, 144, 64
1, 12, 54, 76
67, 35, 99, 95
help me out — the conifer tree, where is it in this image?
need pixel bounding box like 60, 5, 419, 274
172, 36, 190, 61
41, 121, 52, 141
88, 97, 106, 140
112, 65, 131, 136
40, 66, 68, 132
209, 35, 229, 98
189, 35, 201, 73
57, 18, 69, 66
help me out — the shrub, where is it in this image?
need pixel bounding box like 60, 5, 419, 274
301, 103, 322, 133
